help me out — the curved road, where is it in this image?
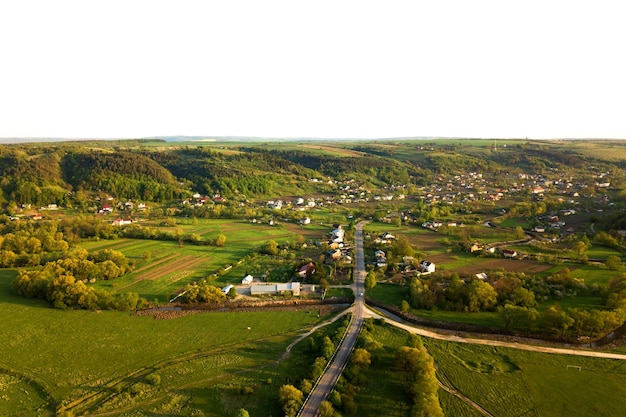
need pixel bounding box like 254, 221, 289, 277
363, 309, 626, 360
299, 220, 626, 416
299, 221, 368, 417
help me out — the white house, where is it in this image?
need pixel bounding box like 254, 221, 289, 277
112, 218, 133, 226
332, 227, 345, 243
222, 284, 234, 294
476, 272, 488, 281
242, 275, 253, 285
420, 260, 436, 273
299, 217, 311, 225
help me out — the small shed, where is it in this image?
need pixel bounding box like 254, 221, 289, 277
242, 275, 253, 285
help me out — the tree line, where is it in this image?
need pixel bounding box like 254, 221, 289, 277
405, 268, 626, 340
12, 248, 140, 310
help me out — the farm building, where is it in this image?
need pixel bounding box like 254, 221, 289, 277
242, 275, 253, 285
221, 284, 234, 294
251, 282, 301, 296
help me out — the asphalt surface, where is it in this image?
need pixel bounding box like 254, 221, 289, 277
299, 221, 367, 417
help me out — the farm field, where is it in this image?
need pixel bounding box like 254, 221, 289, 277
79, 219, 301, 301
0, 269, 334, 416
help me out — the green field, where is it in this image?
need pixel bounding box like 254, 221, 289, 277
0, 269, 333, 416
353, 320, 626, 417
78, 219, 301, 301
425, 338, 626, 417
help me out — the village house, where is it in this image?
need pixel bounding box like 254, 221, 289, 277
112, 218, 133, 226
99, 205, 113, 214
297, 262, 315, 279
242, 275, 253, 285
470, 242, 484, 253
331, 226, 345, 243
420, 260, 436, 273
502, 249, 518, 258
374, 250, 387, 268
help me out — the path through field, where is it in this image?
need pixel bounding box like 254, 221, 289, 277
364, 308, 626, 360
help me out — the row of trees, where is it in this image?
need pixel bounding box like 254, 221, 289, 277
499, 304, 626, 338
396, 335, 444, 417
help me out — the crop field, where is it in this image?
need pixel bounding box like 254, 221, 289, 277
0, 269, 334, 416
79, 219, 301, 301
448, 258, 554, 275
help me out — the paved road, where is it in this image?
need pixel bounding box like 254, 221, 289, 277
299, 221, 368, 417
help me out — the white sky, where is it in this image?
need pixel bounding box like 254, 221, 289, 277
1, 0, 625, 139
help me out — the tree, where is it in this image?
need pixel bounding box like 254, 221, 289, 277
215, 233, 227, 247
394, 237, 414, 258
540, 305, 574, 337
364, 270, 377, 291
573, 240, 588, 257
511, 287, 536, 308
466, 280, 498, 312
350, 348, 371, 371
300, 378, 313, 395
319, 401, 336, 417
606, 255, 622, 271
321, 336, 335, 360
279, 384, 304, 417
500, 304, 538, 332
263, 240, 279, 256
234, 409, 250, 417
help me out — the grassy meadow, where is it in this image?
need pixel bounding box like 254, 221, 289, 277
354, 320, 626, 417
0, 269, 334, 416
426, 337, 626, 417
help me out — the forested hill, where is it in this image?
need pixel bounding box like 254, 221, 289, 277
1, 139, 626, 210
